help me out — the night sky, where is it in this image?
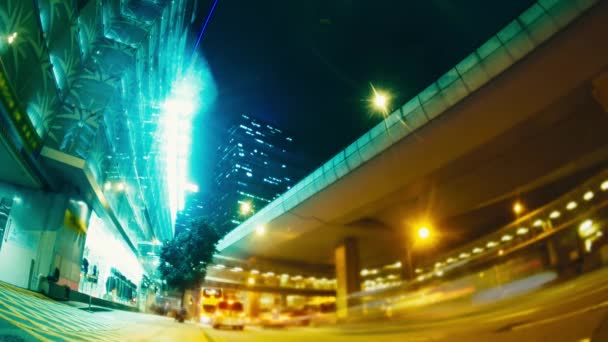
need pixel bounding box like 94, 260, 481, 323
190, 0, 537, 192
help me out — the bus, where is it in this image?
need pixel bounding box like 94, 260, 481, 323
200, 288, 223, 323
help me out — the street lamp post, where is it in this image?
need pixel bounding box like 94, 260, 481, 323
403, 225, 434, 281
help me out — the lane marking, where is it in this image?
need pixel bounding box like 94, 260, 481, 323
485, 308, 539, 322
502, 300, 608, 331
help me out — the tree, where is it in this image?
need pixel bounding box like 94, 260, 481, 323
158, 219, 221, 310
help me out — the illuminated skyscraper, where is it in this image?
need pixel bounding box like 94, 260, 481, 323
208, 114, 304, 233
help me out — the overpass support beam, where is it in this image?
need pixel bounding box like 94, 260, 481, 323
593, 70, 608, 113
247, 291, 260, 318
335, 237, 361, 320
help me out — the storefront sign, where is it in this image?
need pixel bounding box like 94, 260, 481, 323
64, 208, 87, 234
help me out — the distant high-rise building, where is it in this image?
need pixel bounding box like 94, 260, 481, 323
207, 114, 304, 233
174, 195, 206, 236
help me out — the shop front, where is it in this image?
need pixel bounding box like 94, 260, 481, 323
78, 211, 143, 307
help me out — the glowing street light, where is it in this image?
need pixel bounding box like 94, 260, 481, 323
417, 226, 431, 240
374, 93, 388, 110
549, 210, 561, 219
239, 201, 252, 215
513, 201, 524, 215
371, 85, 390, 113
403, 224, 435, 281
578, 219, 596, 238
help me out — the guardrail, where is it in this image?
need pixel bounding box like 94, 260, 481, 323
415, 169, 608, 282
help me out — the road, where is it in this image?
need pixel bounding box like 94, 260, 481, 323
2, 268, 608, 341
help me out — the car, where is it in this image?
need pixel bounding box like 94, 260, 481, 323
211, 300, 246, 330
286, 307, 316, 326
259, 308, 291, 328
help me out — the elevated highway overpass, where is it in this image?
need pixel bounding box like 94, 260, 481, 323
211, 0, 608, 315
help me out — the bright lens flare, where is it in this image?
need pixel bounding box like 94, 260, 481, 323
371, 86, 390, 112
513, 202, 524, 215
374, 93, 388, 109
417, 226, 430, 240
162, 75, 203, 227
240, 201, 252, 215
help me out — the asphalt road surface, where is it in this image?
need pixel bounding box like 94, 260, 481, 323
2, 268, 608, 341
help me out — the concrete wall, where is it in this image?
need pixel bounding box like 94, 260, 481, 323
0, 181, 85, 290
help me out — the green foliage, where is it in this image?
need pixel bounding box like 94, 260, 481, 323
158, 220, 221, 292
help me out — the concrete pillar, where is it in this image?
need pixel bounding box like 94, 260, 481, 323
400, 246, 414, 282
247, 291, 260, 318
335, 237, 360, 320
592, 70, 608, 112
546, 238, 560, 268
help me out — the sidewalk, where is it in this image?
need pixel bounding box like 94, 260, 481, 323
0, 281, 208, 341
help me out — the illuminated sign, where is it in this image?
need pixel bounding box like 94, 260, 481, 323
0, 67, 42, 153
